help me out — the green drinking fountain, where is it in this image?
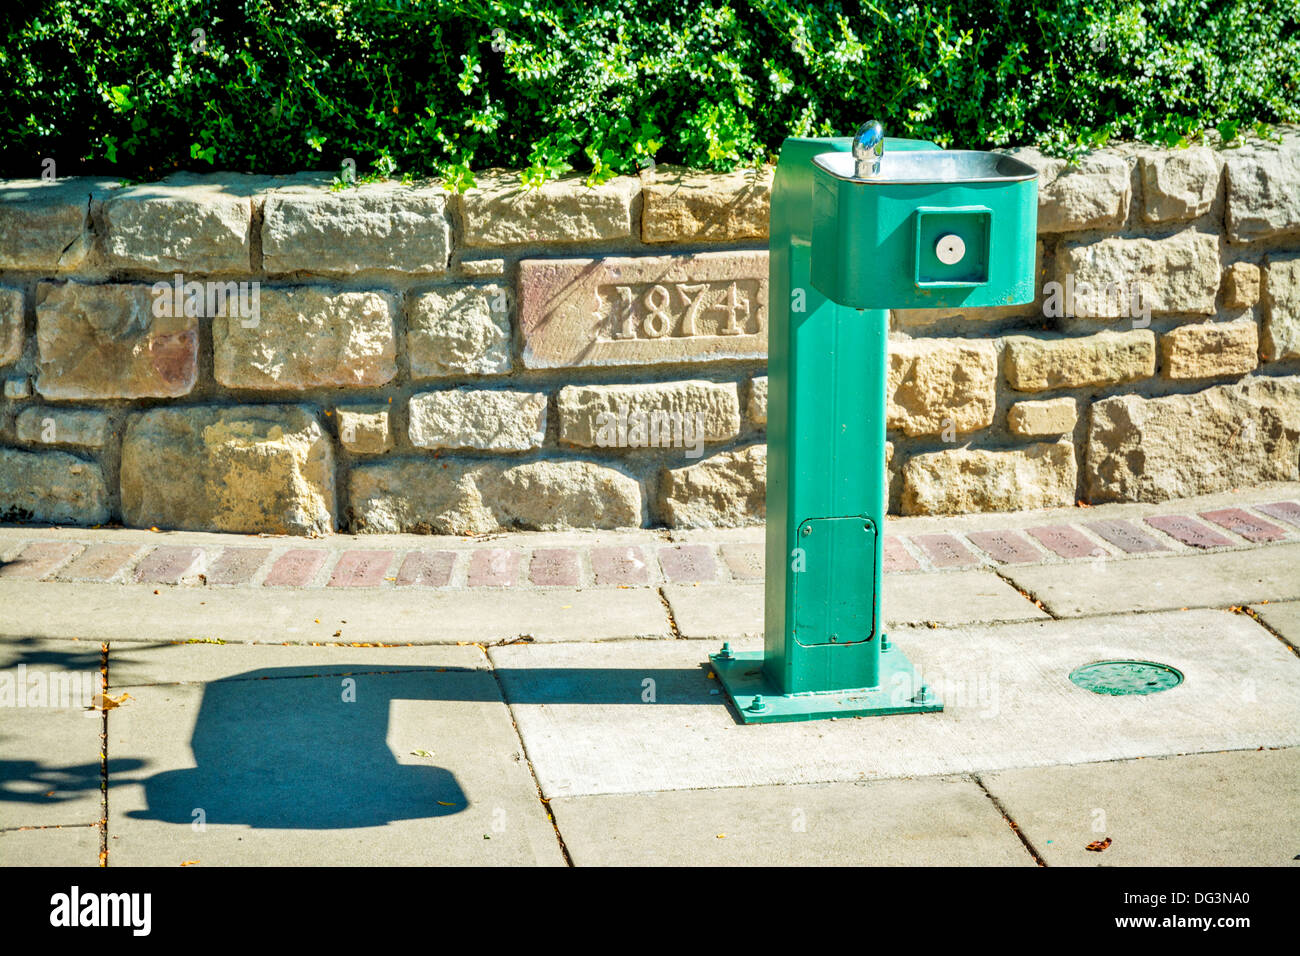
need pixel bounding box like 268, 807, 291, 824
710, 122, 1039, 723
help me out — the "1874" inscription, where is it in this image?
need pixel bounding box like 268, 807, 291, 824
599, 280, 760, 340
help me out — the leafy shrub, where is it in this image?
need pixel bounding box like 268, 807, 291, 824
1, 0, 1296, 187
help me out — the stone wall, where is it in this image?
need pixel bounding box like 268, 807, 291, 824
1, 129, 1298, 535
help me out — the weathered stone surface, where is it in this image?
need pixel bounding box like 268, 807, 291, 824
1086, 377, 1300, 503
16, 407, 112, 448
1224, 135, 1300, 242
0, 178, 113, 271
213, 286, 396, 389
902, 442, 1077, 515
1007, 398, 1077, 437
349, 458, 642, 533
1139, 147, 1219, 222
459, 258, 505, 277
262, 181, 451, 274
1262, 255, 1300, 361
35, 282, 197, 400
121, 405, 335, 535
887, 339, 997, 437
0, 448, 108, 525
0, 287, 21, 366
3, 376, 30, 399
658, 444, 766, 528
335, 405, 393, 455
103, 174, 252, 272
1004, 148, 1130, 233
1055, 229, 1220, 317
748, 375, 767, 425
642, 165, 773, 242
557, 381, 739, 449
462, 172, 637, 246
519, 252, 767, 368
1223, 261, 1261, 309
408, 284, 511, 379
408, 388, 547, 452
1004, 330, 1155, 391
1161, 318, 1259, 379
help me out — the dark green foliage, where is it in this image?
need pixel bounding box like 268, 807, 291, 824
1, 0, 1296, 187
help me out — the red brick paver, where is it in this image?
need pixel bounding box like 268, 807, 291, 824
911, 533, 978, 568
1199, 508, 1288, 543
658, 545, 717, 582
1085, 519, 1169, 554
528, 548, 582, 586
468, 548, 519, 587
720, 543, 764, 580
395, 550, 457, 587
590, 546, 651, 586
264, 549, 328, 587
966, 530, 1042, 564
1026, 525, 1100, 559
327, 550, 394, 587
56, 543, 141, 582
882, 536, 919, 572
133, 546, 206, 584
0, 542, 84, 580
206, 547, 272, 585
1144, 515, 1235, 549
1255, 501, 1300, 529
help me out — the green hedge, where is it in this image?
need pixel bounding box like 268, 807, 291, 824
2, 0, 1297, 187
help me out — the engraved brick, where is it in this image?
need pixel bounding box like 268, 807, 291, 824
966, 530, 1042, 564
528, 548, 582, 587
590, 546, 651, 586
1026, 524, 1103, 559
657, 544, 717, 582
911, 533, 978, 568
467, 548, 520, 587
206, 547, 271, 585
327, 549, 394, 587
132, 546, 207, 584
56, 543, 139, 582
0, 542, 84, 580
264, 549, 328, 586
518, 252, 767, 369
1085, 519, 1170, 554
1198, 507, 1288, 543
720, 543, 763, 580
395, 550, 457, 587
1255, 500, 1300, 529
1143, 514, 1235, 549
882, 536, 919, 572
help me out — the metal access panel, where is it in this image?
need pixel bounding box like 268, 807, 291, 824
793, 517, 877, 646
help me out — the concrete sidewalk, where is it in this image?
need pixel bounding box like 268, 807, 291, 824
2, 484, 1297, 866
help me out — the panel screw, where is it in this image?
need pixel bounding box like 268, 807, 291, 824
800, 525, 811, 536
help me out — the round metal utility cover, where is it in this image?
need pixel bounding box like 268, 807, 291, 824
935, 234, 966, 265
1068, 660, 1183, 696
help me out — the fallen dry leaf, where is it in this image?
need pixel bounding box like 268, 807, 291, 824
180, 860, 200, 866
1085, 837, 1112, 852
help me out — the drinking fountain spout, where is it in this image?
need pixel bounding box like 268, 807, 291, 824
852, 120, 885, 178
